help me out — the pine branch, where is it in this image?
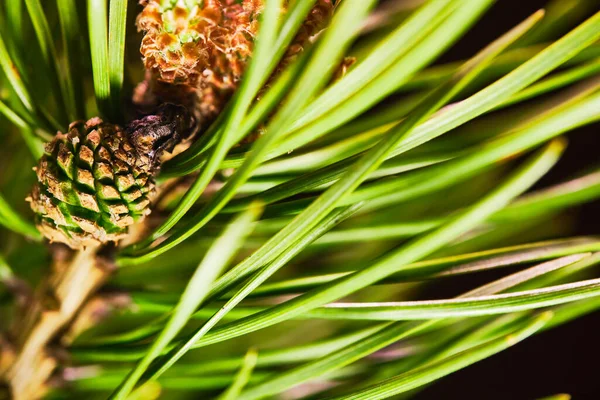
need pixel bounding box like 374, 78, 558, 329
1, 246, 112, 400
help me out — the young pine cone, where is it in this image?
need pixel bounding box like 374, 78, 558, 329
28, 105, 193, 250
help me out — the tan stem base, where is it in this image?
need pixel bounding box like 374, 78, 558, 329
1, 246, 111, 400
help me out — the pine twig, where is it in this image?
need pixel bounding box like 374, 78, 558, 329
1, 246, 113, 400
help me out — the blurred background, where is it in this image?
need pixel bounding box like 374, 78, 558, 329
412, 0, 600, 398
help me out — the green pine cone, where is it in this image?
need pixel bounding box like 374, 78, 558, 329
28, 118, 154, 249
28, 105, 193, 249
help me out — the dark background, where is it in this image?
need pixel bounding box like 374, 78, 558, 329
410, 1, 600, 399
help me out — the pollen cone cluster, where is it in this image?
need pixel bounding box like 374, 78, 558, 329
136, 0, 334, 123
137, 0, 262, 120
28, 105, 192, 250
138, 0, 262, 88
